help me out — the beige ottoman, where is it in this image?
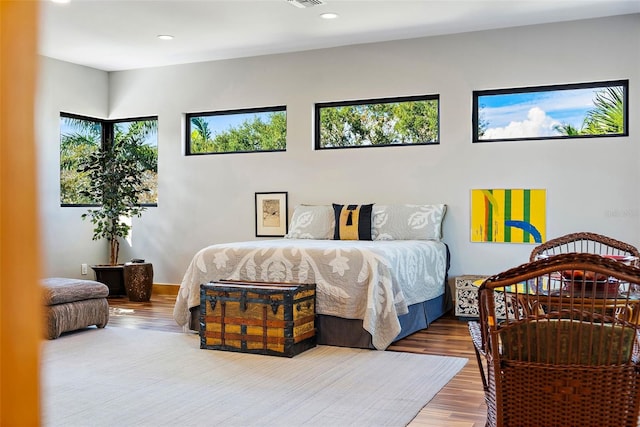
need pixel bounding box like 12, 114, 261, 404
42, 278, 110, 339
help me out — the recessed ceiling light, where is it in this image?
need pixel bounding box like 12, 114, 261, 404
51, 0, 71, 4
320, 12, 338, 20
157, 35, 174, 40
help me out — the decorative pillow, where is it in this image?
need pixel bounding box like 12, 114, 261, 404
332, 204, 373, 241
372, 204, 446, 241
284, 205, 334, 239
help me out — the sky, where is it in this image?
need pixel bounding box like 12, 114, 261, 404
195, 111, 277, 138
478, 86, 614, 140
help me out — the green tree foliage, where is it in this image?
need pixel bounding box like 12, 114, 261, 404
477, 104, 489, 138
552, 123, 581, 136
60, 117, 158, 204
60, 117, 101, 204
319, 99, 438, 148
582, 87, 624, 134
114, 120, 158, 204
190, 117, 212, 153
394, 101, 439, 143
79, 134, 151, 265
319, 106, 364, 147
554, 86, 625, 136
190, 112, 286, 153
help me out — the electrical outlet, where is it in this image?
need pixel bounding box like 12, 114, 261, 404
81, 263, 88, 275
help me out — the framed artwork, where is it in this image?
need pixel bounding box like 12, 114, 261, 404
471, 188, 546, 244
255, 192, 288, 237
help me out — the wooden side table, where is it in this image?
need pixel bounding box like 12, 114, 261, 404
123, 262, 154, 302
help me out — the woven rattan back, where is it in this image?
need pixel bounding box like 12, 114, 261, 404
471, 253, 640, 427
530, 231, 640, 264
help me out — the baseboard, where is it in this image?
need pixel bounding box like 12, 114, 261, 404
152, 283, 180, 296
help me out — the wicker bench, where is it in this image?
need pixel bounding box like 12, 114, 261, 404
42, 278, 110, 339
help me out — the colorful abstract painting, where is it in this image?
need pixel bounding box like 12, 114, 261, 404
471, 189, 546, 243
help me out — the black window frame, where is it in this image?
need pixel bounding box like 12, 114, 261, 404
59, 112, 158, 207
314, 94, 440, 150
185, 105, 287, 156
472, 79, 629, 143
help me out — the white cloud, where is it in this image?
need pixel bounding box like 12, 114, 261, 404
483, 107, 561, 139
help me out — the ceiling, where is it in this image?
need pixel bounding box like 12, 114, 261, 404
39, 0, 640, 72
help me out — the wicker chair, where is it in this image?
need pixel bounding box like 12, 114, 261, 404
469, 253, 640, 427
530, 231, 640, 264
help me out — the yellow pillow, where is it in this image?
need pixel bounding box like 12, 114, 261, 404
332, 204, 373, 240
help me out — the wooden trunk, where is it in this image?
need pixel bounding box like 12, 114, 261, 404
199, 281, 316, 357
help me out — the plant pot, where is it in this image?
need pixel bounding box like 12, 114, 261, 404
91, 264, 126, 297
123, 262, 154, 302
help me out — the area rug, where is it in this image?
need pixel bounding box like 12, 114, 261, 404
41, 327, 467, 427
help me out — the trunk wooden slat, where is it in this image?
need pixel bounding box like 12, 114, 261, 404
199, 281, 316, 357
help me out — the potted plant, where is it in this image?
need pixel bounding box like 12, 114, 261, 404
79, 131, 151, 297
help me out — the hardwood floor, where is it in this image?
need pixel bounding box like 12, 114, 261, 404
106, 293, 488, 427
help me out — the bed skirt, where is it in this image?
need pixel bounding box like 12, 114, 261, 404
188, 292, 449, 350
316, 294, 449, 349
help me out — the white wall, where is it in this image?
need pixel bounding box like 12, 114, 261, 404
36, 57, 110, 278
38, 14, 640, 284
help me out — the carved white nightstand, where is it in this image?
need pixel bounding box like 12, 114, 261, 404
454, 275, 489, 318
455, 274, 509, 319
457, 275, 550, 320
455, 275, 512, 319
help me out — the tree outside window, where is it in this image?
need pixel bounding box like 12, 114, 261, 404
473, 80, 628, 142
315, 95, 439, 149
59, 113, 158, 206
186, 106, 286, 155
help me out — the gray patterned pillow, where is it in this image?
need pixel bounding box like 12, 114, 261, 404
372, 204, 446, 241
284, 205, 335, 239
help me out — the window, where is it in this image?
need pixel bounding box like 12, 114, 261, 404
186, 106, 287, 155
315, 94, 439, 149
60, 114, 102, 205
59, 113, 158, 206
113, 119, 158, 205
473, 80, 628, 142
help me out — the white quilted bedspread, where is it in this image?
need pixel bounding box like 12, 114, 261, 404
173, 239, 448, 349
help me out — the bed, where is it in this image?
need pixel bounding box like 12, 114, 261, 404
173, 203, 450, 350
